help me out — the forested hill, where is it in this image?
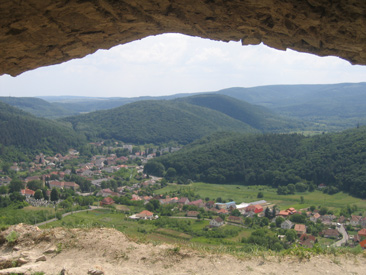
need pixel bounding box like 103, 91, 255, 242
61, 100, 258, 145
0, 102, 86, 160
148, 127, 366, 198
216, 82, 366, 130
175, 94, 304, 132
0, 97, 75, 118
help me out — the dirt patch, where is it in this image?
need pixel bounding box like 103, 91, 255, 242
0, 224, 365, 274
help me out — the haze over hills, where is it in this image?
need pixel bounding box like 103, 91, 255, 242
0, 82, 360, 133
0, 97, 75, 118
61, 100, 259, 145
216, 82, 366, 130
0, 102, 86, 161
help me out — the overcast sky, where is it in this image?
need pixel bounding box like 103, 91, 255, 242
1, 33, 366, 98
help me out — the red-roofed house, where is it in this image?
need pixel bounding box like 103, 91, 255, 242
188, 199, 204, 208
20, 188, 35, 197
136, 210, 154, 220
253, 204, 263, 213
360, 239, 366, 249
100, 197, 115, 206
187, 211, 199, 217
358, 228, 366, 238
177, 197, 190, 206
294, 224, 307, 235
279, 210, 289, 217
217, 208, 229, 215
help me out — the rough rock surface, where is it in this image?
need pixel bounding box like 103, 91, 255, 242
0, 224, 365, 274
1, 0, 366, 76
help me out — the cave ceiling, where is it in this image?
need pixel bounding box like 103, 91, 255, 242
1, 0, 365, 76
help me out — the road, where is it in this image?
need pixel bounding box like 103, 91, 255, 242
35, 206, 105, 227
332, 224, 348, 247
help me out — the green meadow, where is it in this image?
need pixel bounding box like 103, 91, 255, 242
156, 182, 366, 212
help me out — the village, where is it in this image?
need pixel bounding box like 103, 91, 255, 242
0, 142, 365, 251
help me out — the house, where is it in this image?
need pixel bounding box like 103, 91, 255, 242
217, 208, 229, 215
294, 224, 307, 235
310, 213, 321, 222
210, 217, 224, 227
100, 197, 115, 206
205, 201, 215, 209
97, 188, 119, 197
177, 197, 190, 206
227, 216, 242, 224
279, 210, 290, 217
0, 176, 11, 185
350, 215, 361, 227
360, 217, 366, 228
358, 228, 366, 238
136, 210, 154, 220
188, 199, 204, 208
20, 188, 35, 197
286, 208, 297, 215
281, 220, 293, 230
24, 176, 41, 183
245, 204, 263, 214
322, 229, 339, 238
49, 180, 79, 190
360, 239, 366, 249
299, 234, 316, 248
320, 214, 336, 225
187, 211, 199, 217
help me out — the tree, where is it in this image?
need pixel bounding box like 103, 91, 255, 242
264, 207, 271, 218
287, 184, 295, 194
9, 178, 23, 193
257, 191, 264, 198
285, 229, 297, 242
231, 209, 241, 216
165, 167, 177, 181
275, 217, 285, 227
309, 205, 316, 212
51, 188, 59, 201
27, 180, 43, 191
300, 196, 305, 204
1, 163, 11, 175
34, 189, 43, 200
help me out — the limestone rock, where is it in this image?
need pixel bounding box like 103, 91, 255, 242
17, 257, 29, 265
35, 255, 47, 262
88, 266, 105, 275
0, 0, 365, 76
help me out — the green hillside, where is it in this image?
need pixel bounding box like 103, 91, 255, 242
0, 102, 86, 160
149, 126, 366, 198
62, 100, 258, 145
216, 82, 366, 130
176, 94, 305, 132
0, 97, 75, 118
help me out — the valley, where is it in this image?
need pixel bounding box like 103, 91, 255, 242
0, 84, 366, 273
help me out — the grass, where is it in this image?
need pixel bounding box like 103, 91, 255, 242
156, 182, 366, 212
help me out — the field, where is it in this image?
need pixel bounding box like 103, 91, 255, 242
156, 182, 366, 212
40, 209, 252, 248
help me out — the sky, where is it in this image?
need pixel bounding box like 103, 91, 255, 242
1, 33, 366, 98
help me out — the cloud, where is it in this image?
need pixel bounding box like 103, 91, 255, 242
0, 33, 365, 97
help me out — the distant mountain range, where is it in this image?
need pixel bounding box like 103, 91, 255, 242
0, 82, 360, 131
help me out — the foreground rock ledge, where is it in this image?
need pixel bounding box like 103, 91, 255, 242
1, 0, 366, 76
0, 224, 365, 274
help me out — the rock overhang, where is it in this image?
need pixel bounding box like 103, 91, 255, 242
1, 0, 365, 76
